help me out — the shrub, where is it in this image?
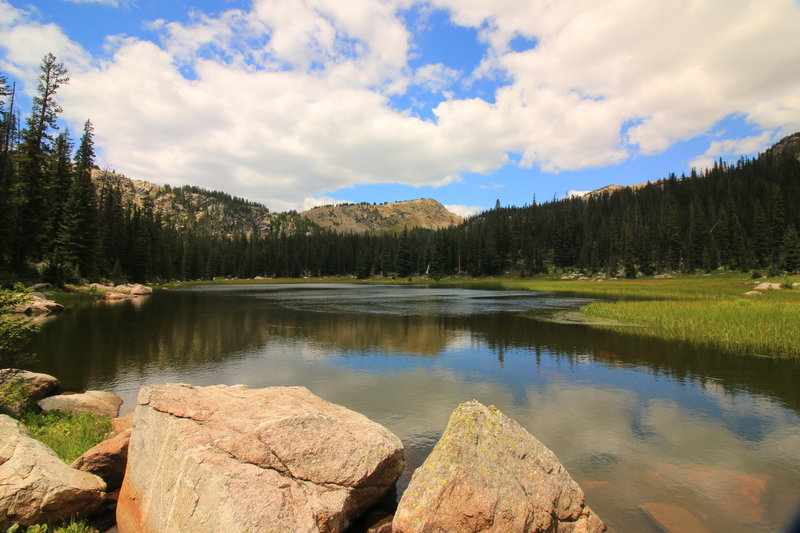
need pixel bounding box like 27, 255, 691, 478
0, 376, 36, 417
0, 285, 39, 368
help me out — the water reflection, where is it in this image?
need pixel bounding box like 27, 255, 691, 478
28, 284, 800, 532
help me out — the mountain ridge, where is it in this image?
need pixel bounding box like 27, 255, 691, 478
300, 198, 464, 234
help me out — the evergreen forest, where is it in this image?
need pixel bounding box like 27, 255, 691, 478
2, 55, 799, 286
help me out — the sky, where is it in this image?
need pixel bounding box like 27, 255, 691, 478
1, 0, 799, 216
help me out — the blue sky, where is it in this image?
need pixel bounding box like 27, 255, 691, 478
1, 0, 799, 215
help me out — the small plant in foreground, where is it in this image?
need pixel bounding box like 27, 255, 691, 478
0, 375, 37, 416
4, 519, 98, 533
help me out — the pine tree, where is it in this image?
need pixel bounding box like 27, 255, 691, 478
46, 129, 73, 251
781, 226, 800, 273
15, 54, 70, 267
0, 75, 16, 271
53, 120, 98, 280
395, 230, 412, 277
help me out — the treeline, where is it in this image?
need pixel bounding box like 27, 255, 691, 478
1, 55, 799, 286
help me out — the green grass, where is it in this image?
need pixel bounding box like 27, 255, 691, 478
499, 272, 800, 358
3, 520, 98, 533
20, 410, 111, 463
3, 520, 99, 533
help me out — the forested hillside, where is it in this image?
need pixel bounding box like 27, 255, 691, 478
1, 55, 799, 285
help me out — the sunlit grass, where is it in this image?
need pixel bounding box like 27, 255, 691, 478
583, 297, 800, 357
504, 272, 800, 358
20, 410, 111, 463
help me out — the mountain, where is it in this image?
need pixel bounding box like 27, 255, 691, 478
91, 170, 311, 237
579, 181, 650, 199
300, 199, 464, 234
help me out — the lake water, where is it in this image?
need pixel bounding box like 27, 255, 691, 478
29, 283, 800, 532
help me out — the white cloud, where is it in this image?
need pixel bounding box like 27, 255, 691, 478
1, 0, 799, 210
302, 195, 350, 211
432, 0, 800, 167
413, 62, 460, 94
0, 2, 91, 87
564, 190, 589, 199
479, 183, 505, 190
444, 204, 483, 218
688, 131, 774, 171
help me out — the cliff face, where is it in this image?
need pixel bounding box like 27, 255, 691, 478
300, 198, 464, 234
91, 170, 310, 237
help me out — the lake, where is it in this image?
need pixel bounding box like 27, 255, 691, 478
29, 283, 800, 532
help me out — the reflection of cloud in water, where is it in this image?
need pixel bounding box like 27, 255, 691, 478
30, 284, 800, 533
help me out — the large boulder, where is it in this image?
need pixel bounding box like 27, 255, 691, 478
393, 400, 606, 533
72, 429, 131, 491
110, 412, 134, 435
14, 294, 64, 316
0, 369, 60, 401
38, 390, 123, 418
0, 414, 106, 527
117, 384, 404, 533
129, 284, 153, 296
0, 369, 60, 416
103, 292, 135, 301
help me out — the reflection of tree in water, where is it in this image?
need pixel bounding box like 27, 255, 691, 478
459, 312, 800, 414
29, 293, 274, 389
28, 289, 800, 414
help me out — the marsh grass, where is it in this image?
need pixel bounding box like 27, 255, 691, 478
583, 298, 800, 357
507, 272, 800, 357
20, 410, 111, 464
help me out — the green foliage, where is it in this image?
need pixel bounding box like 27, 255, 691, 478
0, 376, 36, 416
0, 285, 39, 367
20, 410, 111, 463
4, 519, 98, 533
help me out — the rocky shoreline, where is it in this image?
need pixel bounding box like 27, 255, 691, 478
0, 373, 605, 532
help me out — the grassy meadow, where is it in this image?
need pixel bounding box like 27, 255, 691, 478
495, 272, 800, 358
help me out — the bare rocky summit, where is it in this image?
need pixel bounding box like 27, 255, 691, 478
117, 384, 404, 533
91, 170, 310, 238
300, 199, 463, 234
393, 400, 605, 533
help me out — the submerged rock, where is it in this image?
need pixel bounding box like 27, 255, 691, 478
640, 502, 711, 533
393, 400, 605, 533
117, 384, 404, 533
38, 390, 123, 418
0, 414, 106, 527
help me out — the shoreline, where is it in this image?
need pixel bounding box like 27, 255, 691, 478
37, 270, 800, 358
